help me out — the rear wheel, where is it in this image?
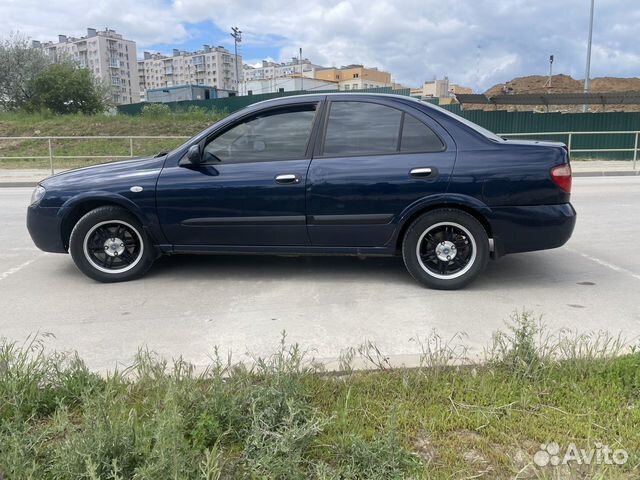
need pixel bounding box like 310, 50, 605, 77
402, 209, 489, 290
69, 206, 155, 282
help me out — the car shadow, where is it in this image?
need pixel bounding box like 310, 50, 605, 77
148, 254, 414, 285
146, 250, 577, 291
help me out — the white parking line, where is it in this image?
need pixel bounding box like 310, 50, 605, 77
569, 248, 640, 282
0, 255, 43, 281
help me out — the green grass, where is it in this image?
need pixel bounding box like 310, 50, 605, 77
1, 312, 639, 479
0, 109, 227, 169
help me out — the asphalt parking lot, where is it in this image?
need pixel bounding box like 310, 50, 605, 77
1, 177, 639, 371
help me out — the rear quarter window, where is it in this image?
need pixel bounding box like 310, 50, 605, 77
400, 114, 444, 152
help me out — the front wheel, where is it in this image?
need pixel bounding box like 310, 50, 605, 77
69, 206, 155, 283
402, 209, 489, 290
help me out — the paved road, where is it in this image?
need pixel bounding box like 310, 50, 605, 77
1, 177, 639, 371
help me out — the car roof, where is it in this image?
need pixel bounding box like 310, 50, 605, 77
246, 92, 430, 110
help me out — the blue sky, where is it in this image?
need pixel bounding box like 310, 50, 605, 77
146, 22, 282, 66
2, 0, 639, 91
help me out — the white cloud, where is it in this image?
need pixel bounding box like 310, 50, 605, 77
0, 0, 189, 47
2, 0, 638, 91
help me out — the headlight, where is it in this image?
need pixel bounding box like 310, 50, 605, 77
30, 185, 46, 205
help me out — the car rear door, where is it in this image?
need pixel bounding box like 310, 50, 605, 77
156, 101, 321, 247
306, 97, 456, 247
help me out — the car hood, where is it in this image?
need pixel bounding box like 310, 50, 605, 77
41, 156, 166, 189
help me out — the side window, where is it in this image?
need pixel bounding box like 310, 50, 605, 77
322, 102, 445, 156
203, 104, 316, 163
323, 102, 402, 156
400, 114, 445, 152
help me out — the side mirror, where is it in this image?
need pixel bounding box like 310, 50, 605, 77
186, 145, 201, 165
179, 144, 202, 167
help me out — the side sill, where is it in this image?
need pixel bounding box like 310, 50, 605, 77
170, 245, 396, 257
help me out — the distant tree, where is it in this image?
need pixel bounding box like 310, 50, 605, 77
0, 33, 49, 111
28, 63, 108, 114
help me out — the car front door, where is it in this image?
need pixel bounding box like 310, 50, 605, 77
156, 101, 320, 247
306, 98, 456, 247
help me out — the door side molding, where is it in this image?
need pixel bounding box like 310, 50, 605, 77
182, 216, 306, 226
307, 213, 394, 225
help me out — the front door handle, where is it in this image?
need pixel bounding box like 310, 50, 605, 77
275, 174, 300, 184
409, 167, 434, 178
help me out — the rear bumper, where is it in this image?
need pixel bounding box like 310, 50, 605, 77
27, 206, 67, 253
490, 203, 576, 256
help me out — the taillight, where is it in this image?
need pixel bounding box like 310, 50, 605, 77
550, 164, 572, 193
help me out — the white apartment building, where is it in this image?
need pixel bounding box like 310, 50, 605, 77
338, 78, 392, 91
239, 58, 328, 94
138, 46, 241, 97
239, 77, 337, 96
34, 28, 139, 105
242, 58, 321, 82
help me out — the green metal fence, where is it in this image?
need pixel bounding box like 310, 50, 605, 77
117, 87, 411, 116
117, 89, 640, 160
441, 105, 640, 160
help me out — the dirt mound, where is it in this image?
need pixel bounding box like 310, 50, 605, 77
590, 77, 640, 92
485, 74, 582, 96
466, 74, 640, 112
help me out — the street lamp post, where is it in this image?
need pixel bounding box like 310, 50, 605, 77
583, 0, 595, 113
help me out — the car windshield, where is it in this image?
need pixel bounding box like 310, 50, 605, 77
420, 101, 505, 143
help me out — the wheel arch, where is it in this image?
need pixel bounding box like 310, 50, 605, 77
393, 196, 494, 254
59, 193, 149, 250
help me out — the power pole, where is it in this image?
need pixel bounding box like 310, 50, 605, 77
583, 0, 595, 113
231, 27, 242, 94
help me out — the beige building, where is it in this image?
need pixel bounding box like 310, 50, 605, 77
138, 46, 241, 98
314, 65, 392, 91
411, 77, 473, 99
449, 84, 473, 96
35, 28, 139, 105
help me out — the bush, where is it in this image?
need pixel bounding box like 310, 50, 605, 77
488, 310, 542, 378
140, 103, 172, 118
174, 105, 226, 123
331, 425, 422, 479
28, 63, 108, 114
0, 33, 49, 111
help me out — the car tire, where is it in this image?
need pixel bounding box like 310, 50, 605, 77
402, 209, 489, 290
69, 206, 155, 283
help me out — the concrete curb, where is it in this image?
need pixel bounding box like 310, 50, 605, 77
0, 170, 638, 188
573, 170, 640, 177
0, 182, 39, 187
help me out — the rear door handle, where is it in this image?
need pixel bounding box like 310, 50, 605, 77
409, 167, 434, 178
275, 174, 300, 184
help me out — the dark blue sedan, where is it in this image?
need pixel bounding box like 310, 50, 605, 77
27, 94, 576, 289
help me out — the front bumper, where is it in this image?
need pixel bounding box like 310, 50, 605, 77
27, 205, 67, 253
490, 203, 576, 257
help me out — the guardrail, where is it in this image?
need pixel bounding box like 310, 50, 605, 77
498, 131, 639, 170
0, 131, 638, 173
0, 136, 190, 174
